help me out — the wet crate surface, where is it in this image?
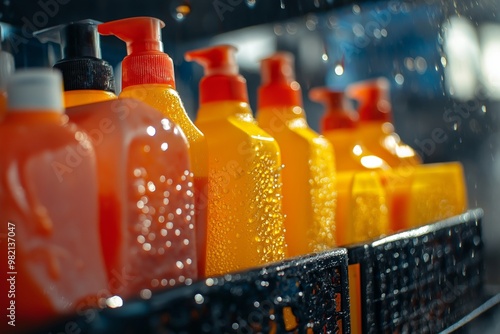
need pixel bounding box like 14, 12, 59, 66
38, 248, 350, 334
348, 209, 484, 334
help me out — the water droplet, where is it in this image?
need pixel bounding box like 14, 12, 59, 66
334, 64, 344, 76
394, 73, 404, 85
280, 0, 285, 9
482, 105, 487, 113
194, 293, 204, 304
352, 4, 361, 14
172, 1, 191, 21
106, 295, 123, 308
146, 126, 156, 136
140, 289, 152, 300
245, 0, 256, 8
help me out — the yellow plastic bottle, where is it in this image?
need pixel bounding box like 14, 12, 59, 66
99, 17, 209, 276
347, 77, 421, 167
408, 162, 467, 228
35, 20, 117, 108
0, 46, 14, 120
255, 53, 336, 257
185, 45, 287, 276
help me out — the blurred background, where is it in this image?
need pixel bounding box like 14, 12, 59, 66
1, 0, 499, 283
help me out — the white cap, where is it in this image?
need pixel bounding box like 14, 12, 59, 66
7, 68, 64, 113
0, 50, 14, 90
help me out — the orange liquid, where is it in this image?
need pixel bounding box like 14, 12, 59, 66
66, 98, 198, 297
0, 112, 107, 332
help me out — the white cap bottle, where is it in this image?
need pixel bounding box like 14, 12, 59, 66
7, 69, 63, 113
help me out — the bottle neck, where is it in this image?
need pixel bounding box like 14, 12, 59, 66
196, 100, 253, 124
64, 90, 117, 108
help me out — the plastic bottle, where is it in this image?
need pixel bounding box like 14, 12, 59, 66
346, 77, 421, 167
66, 97, 197, 296
256, 53, 336, 257
34, 20, 117, 108
408, 162, 467, 228
185, 44, 287, 276
309, 87, 390, 171
309, 86, 390, 244
0, 44, 14, 119
98, 17, 209, 276
0, 69, 107, 332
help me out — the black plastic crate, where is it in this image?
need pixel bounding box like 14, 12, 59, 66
348, 209, 484, 333
36, 248, 350, 334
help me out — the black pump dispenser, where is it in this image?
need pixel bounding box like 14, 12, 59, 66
34, 19, 115, 92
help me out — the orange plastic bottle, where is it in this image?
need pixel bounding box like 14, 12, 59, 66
185, 45, 287, 276
346, 77, 421, 167
0, 46, 14, 119
256, 53, 336, 257
34, 20, 117, 107
309, 87, 390, 171
66, 98, 197, 296
98, 17, 209, 276
0, 69, 107, 332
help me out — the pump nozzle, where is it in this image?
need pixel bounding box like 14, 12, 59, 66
34, 20, 114, 92
258, 52, 302, 109
185, 44, 248, 104
346, 77, 392, 122
309, 87, 358, 132
98, 17, 174, 89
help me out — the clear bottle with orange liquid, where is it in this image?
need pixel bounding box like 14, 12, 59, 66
0, 69, 107, 332
185, 44, 287, 276
98, 17, 209, 277
34, 20, 117, 108
255, 52, 336, 257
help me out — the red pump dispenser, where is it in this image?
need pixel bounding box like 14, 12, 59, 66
185, 44, 248, 103
309, 87, 358, 131
257, 52, 302, 109
98, 17, 175, 89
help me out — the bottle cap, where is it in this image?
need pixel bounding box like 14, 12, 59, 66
309, 87, 358, 131
98, 17, 175, 89
34, 19, 115, 92
185, 44, 248, 104
258, 52, 302, 109
346, 77, 392, 122
7, 69, 64, 113
0, 25, 15, 90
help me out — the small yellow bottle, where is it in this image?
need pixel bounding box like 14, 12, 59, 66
99, 17, 209, 277
185, 45, 287, 276
256, 53, 336, 257
34, 20, 117, 108
309, 87, 390, 171
408, 162, 467, 228
347, 77, 421, 167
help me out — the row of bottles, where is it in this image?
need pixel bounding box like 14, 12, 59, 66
0, 16, 467, 332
